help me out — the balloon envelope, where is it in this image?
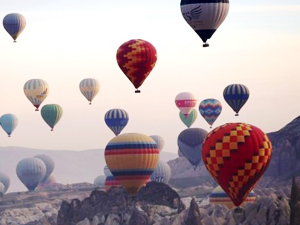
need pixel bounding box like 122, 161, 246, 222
79, 78, 100, 105
202, 123, 272, 207
0, 182, 5, 197
149, 135, 165, 152
175, 92, 197, 117
41, 104, 63, 131
105, 133, 159, 195
3, 13, 26, 42
180, 0, 229, 47
104, 109, 129, 136
116, 39, 157, 92
103, 165, 113, 177
94, 175, 106, 186
178, 128, 208, 168
223, 84, 249, 116
16, 158, 46, 191
105, 175, 122, 192
23, 79, 49, 111
150, 160, 171, 184
0, 113, 18, 137
0, 172, 10, 193
34, 154, 55, 183
199, 99, 222, 128
179, 108, 197, 128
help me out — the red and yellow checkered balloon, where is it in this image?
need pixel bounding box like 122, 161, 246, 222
116, 39, 157, 92
202, 123, 272, 207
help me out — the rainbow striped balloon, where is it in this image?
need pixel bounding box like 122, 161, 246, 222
105, 133, 159, 195
104, 175, 122, 192
199, 98, 222, 128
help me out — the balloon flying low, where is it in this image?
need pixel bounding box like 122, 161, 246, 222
79, 78, 100, 105
180, 0, 229, 47
116, 39, 157, 93
0, 172, 10, 194
24, 79, 49, 111
3, 13, 26, 42
202, 123, 272, 207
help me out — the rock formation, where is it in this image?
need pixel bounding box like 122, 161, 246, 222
290, 177, 300, 225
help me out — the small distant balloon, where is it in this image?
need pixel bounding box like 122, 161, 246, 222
0, 172, 10, 193
0, 113, 18, 137
149, 135, 165, 152
94, 175, 106, 186
175, 92, 197, 118
223, 84, 249, 116
41, 104, 63, 131
34, 154, 55, 183
23, 79, 49, 111
104, 108, 129, 136
199, 99, 222, 128
79, 78, 100, 105
3, 13, 26, 42
150, 160, 171, 184
179, 108, 197, 128
116, 39, 157, 93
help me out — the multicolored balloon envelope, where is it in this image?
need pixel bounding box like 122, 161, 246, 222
175, 92, 197, 118
105, 133, 159, 195
223, 84, 249, 116
199, 99, 222, 128
104, 109, 129, 136
149, 135, 165, 152
3, 13, 26, 42
180, 0, 229, 47
178, 128, 208, 168
41, 104, 63, 131
179, 108, 197, 128
0, 113, 18, 137
116, 39, 157, 93
23, 79, 49, 111
202, 123, 272, 207
104, 175, 122, 192
79, 78, 100, 105
209, 185, 256, 209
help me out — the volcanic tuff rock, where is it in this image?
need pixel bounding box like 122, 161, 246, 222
290, 177, 300, 225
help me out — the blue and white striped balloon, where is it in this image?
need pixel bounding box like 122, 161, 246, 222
79, 78, 100, 105
0, 114, 18, 137
104, 109, 129, 136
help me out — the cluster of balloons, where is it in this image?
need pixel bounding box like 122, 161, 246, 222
16, 154, 55, 191
0, 113, 18, 137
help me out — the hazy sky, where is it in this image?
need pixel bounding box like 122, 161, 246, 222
0, 0, 299, 154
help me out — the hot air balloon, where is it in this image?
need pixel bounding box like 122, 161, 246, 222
179, 108, 197, 128
150, 160, 171, 184
223, 84, 249, 116
94, 175, 106, 187
175, 92, 197, 118
202, 123, 272, 207
105, 175, 122, 192
210, 185, 256, 209
41, 104, 63, 131
178, 128, 208, 169
178, 148, 184, 158
0, 113, 18, 137
0, 172, 10, 193
105, 133, 159, 195
149, 135, 165, 152
104, 109, 129, 136
180, 0, 229, 47
79, 78, 100, 105
116, 39, 157, 93
3, 13, 26, 42
0, 182, 5, 197
37, 174, 56, 190
34, 154, 55, 182
23, 79, 49, 111
199, 99, 222, 128
16, 158, 46, 191
103, 165, 113, 177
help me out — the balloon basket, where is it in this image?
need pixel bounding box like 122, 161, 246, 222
89, 102, 92, 105
203, 43, 209, 47
13, 40, 17, 43
235, 113, 239, 116
35, 109, 39, 111
135, 90, 141, 93
51, 128, 54, 131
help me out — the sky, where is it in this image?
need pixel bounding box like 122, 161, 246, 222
0, 0, 299, 154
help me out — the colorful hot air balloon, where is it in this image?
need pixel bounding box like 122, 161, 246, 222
23, 79, 49, 111
209, 185, 256, 209
178, 128, 208, 169
104, 175, 122, 192
41, 104, 63, 131
223, 84, 249, 116
3, 13, 26, 42
149, 135, 165, 152
150, 160, 171, 184
179, 108, 197, 128
175, 92, 197, 118
199, 99, 222, 128
79, 78, 100, 105
0, 172, 10, 193
16, 158, 47, 191
0, 113, 18, 137
116, 39, 157, 93
104, 109, 129, 136
34, 154, 55, 183
94, 175, 106, 187
105, 133, 159, 195
180, 0, 229, 47
202, 123, 272, 207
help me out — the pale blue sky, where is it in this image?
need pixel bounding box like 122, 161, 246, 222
0, 1, 299, 153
